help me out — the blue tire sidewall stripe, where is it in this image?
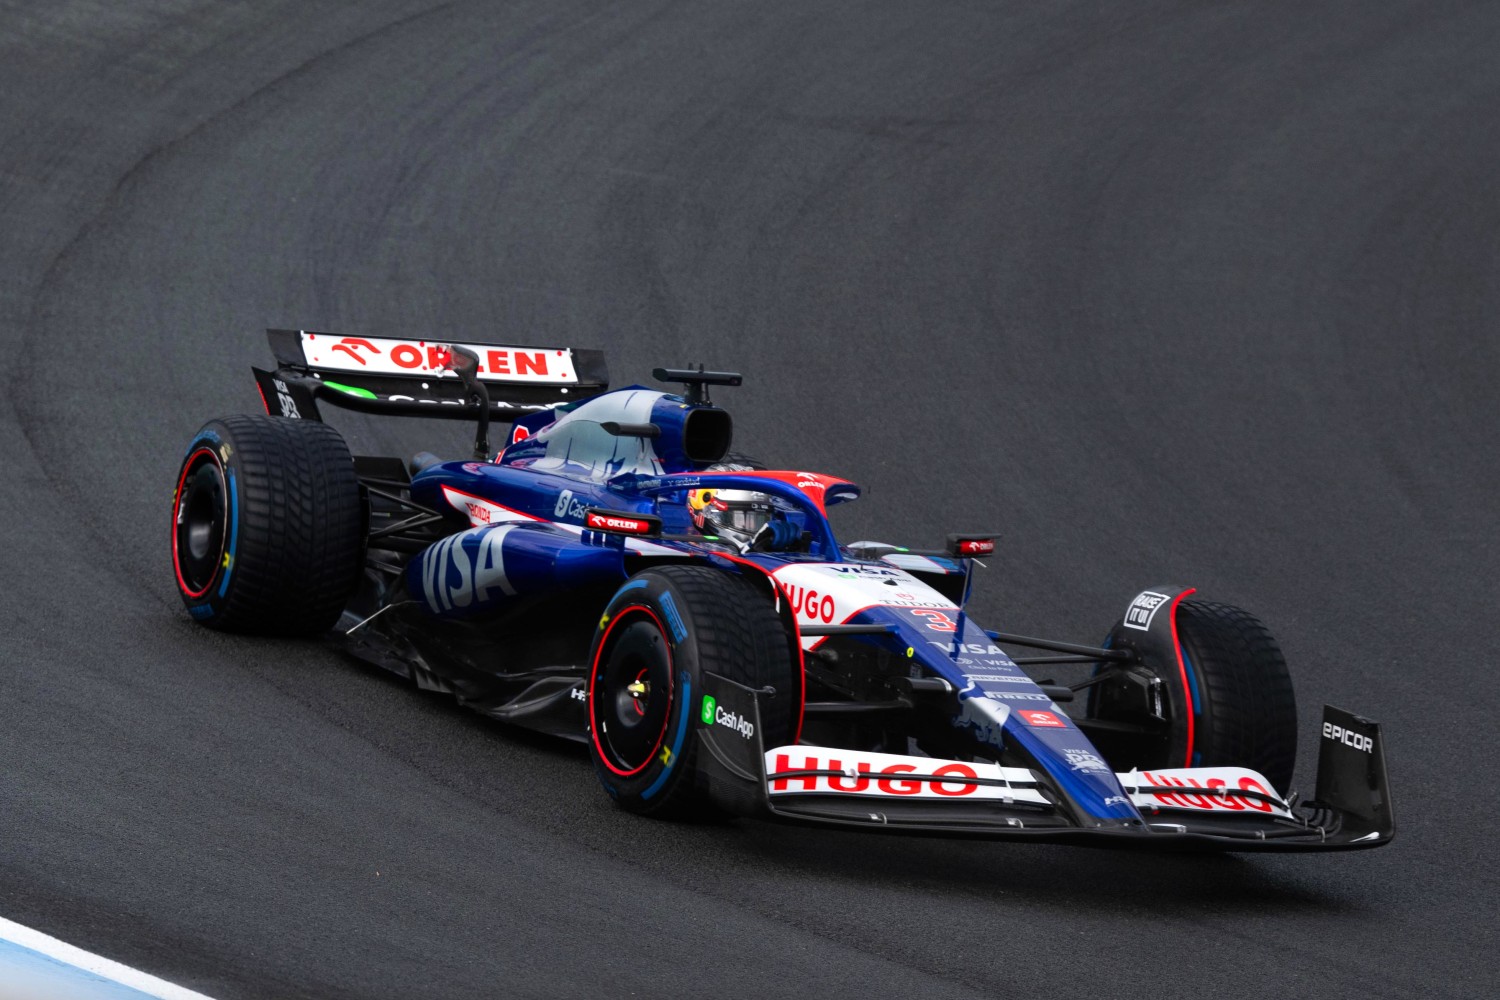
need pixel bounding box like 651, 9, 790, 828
216, 466, 239, 598
1179, 642, 1202, 715
640, 672, 691, 801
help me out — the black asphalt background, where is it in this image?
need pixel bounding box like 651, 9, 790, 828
2, 1, 1497, 997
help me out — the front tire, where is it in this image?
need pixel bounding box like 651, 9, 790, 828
588, 565, 798, 817
171, 415, 364, 635
1172, 600, 1298, 791
1087, 599, 1298, 792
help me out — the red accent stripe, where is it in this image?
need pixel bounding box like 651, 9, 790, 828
171, 447, 223, 600
589, 605, 674, 778
1167, 588, 1199, 768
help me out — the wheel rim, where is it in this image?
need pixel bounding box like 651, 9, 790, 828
591, 607, 674, 777
173, 448, 228, 598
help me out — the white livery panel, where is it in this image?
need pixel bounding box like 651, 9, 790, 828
770, 562, 956, 649
764, 745, 1048, 805
1119, 766, 1292, 818
300, 332, 578, 383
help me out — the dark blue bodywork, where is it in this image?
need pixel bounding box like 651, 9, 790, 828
386, 383, 1141, 829
231, 333, 1392, 849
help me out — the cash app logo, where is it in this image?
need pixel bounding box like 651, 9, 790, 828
701, 695, 716, 725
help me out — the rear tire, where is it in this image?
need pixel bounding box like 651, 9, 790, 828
588, 565, 798, 817
172, 415, 364, 635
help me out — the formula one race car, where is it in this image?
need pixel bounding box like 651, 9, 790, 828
171, 331, 1394, 851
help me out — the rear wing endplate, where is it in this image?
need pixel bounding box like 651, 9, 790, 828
251, 328, 608, 422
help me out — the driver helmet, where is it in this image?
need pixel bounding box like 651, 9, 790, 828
689, 488, 775, 546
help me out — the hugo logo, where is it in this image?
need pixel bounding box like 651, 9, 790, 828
770, 753, 982, 797
1140, 771, 1274, 812
782, 584, 835, 624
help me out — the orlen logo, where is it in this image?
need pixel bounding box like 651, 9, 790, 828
1322, 722, 1374, 753
301, 332, 575, 383
770, 752, 981, 797
1018, 710, 1066, 728
330, 337, 381, 365
1139, 771, 1274, 813
954, 538, 995, 556
585, 511, 653, 535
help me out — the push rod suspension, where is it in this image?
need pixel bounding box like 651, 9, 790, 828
986, 631, 1135, 662
1010, 653, 1119, 665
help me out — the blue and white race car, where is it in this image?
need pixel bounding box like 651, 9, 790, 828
171, 331, 1394, 851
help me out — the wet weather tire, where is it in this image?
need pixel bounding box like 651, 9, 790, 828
588, 565, 798, 818
1172, 600, 1298, 792
172, 415, 364, 635
1088, 598, 1298, 793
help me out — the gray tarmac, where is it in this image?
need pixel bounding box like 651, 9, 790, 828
1, 2, 1495, 997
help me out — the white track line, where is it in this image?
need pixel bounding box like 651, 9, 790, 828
0, 916, 215, 1000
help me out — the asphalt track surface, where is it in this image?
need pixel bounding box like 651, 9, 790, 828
2, 2, 1497, 997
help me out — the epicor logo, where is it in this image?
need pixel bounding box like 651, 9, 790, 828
1322, 722, 1374, 753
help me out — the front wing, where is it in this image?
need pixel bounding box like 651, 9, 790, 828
695, 675, 1393, 852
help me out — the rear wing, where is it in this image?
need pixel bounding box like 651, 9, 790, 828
251, 328, 609, 422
